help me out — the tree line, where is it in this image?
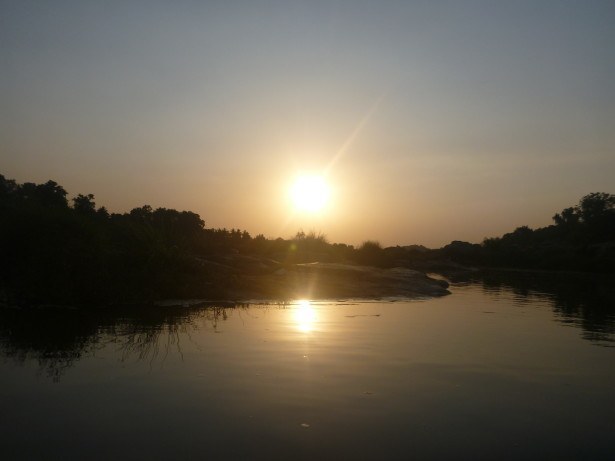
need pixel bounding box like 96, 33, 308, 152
438, 192, 615, 272
1, 174, 613, 306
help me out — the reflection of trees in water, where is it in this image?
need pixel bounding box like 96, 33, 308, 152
0, 308, 100, 382
452, 270, 615, 346
105, 305, 241, 368
0, 304, 243, 381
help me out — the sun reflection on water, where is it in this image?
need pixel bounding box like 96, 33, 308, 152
294, 300, 316, 332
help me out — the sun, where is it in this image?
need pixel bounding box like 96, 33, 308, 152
290, 175, 330, 212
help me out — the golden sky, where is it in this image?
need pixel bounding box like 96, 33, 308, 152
2, 1, 614, 247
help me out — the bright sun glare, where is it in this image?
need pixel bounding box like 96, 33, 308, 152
294, 300, 316, 332
290, 175, 330, 212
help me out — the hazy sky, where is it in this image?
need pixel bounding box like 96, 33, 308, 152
2, 0, 614, 247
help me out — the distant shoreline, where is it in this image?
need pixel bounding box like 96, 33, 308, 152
1, 174, 612, 308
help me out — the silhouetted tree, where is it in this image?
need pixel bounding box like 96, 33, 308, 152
551, 192, 615, 244
553, 206, 579, 227
72, 194, 96, 214
578, 192, 614, 223
0, 174, 18, 198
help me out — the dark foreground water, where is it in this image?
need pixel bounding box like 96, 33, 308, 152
1, 271, 614, 460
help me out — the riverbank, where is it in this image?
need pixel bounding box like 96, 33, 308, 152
0, 257, 450, 309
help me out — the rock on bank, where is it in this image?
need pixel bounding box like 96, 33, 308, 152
234, 262, 450, 300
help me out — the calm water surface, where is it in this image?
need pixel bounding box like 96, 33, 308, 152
1, 272, 614, 460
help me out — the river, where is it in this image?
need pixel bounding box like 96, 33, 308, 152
1, 271, 614, 460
